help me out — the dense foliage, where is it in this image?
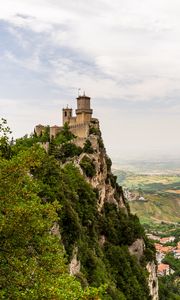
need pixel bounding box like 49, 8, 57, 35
32, 157, 150, 299
0, 118, 12, 159
158, 253, 180, 300
0, 119, 154, 299
80, 155, 96, 178
159, 275, 180, 300
0, 120, 104, 299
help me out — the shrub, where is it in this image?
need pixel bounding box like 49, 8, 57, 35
98, 137, 104, 149
80, 156, 96, 178
105, 156, 112, 172
89, 126, 100, 136
83, 139, 94, 154
143, 237, 156, 263
104, 243, 150, 299
54, 143, 82, 162
110, 174, 117, 188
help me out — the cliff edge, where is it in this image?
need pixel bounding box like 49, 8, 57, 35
67, 119, 159, 300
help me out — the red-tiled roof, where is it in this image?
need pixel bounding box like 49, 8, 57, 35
158, 263, 169, 272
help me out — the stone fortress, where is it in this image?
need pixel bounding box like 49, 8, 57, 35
35, 94, 98, 140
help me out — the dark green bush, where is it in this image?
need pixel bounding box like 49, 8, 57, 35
80, 156, 96, 178
99, 203, 144, 246
104, 243, 150, 300
54, 142, 82, 162
83, 139, 94, 154
143, 236, 156, 263
159, 275, 180, 300
55, 122, 75, 144
89, 126, 100, 136
105, 156, 112, 172
110, 174, 117, 188
98, 137, 104, 149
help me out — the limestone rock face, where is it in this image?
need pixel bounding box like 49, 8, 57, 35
69, 247, 81, 276
146, 262, 159, 300
129, 240, 159, 299
73, 120, 159, 299
128, 238, 145, 262
51, 222, 61, 239
75, 120, 127, 212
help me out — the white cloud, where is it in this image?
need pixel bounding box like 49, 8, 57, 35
0, 0, 180, 158
3, 51, 41, 71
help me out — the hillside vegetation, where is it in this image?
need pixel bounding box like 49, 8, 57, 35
0, 119, 155, 300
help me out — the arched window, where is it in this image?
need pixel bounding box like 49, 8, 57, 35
64, 111, 67, 117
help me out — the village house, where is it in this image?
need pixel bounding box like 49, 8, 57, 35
147, 234, 160, 241
160, 236, 175, 244
173, 248, 180, 259
157, 263, 174, 276
156, 252, 165, 264
154, 243, 174, 254
155, 243, 175, 265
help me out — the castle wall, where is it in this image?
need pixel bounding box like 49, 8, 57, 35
76, 112, 92, 124
35, 125, 45, 136
69, 123, 89, 139
50, 126, 62, 138
69, 117, 77, 126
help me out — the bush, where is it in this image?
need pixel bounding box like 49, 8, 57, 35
83, 139, 94, 154
80, 156, 96, 178
54, 143, 82, 162
89, 126, 100, 136
104, 243, 150, 299
110, 174, 117, 188
57, 122, 75, 143
105, 156, 112, 172
143, 237, 156, 263
98, 137, 104, 149
99, 203, 145, 246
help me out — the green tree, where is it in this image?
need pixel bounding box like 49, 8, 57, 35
0, 118, 12, 159
83, 140, 94, 154
0, 145, 103, 299
55, 123, 75, 145
80, 156, 96, 178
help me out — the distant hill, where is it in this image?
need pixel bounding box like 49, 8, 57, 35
114, 169, 180, 224
112, 158, 180, 175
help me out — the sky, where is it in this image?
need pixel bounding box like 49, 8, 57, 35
0, 0, 180, 161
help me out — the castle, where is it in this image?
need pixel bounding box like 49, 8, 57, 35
35, 94, 97, 139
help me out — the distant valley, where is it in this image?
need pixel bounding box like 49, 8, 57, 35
113, 159, 180, 224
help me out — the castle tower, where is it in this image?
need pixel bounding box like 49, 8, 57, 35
75, 94, 93, 124
62, 106, 73, 125
34, 124, 45, 136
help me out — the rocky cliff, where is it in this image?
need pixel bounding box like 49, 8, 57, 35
147, 262, 159, 300
72, 119, 159, 300
32, 119, 159, 299
74, 119, 127, 212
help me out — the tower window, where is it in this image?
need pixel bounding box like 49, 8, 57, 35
65, 111, 67, 117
